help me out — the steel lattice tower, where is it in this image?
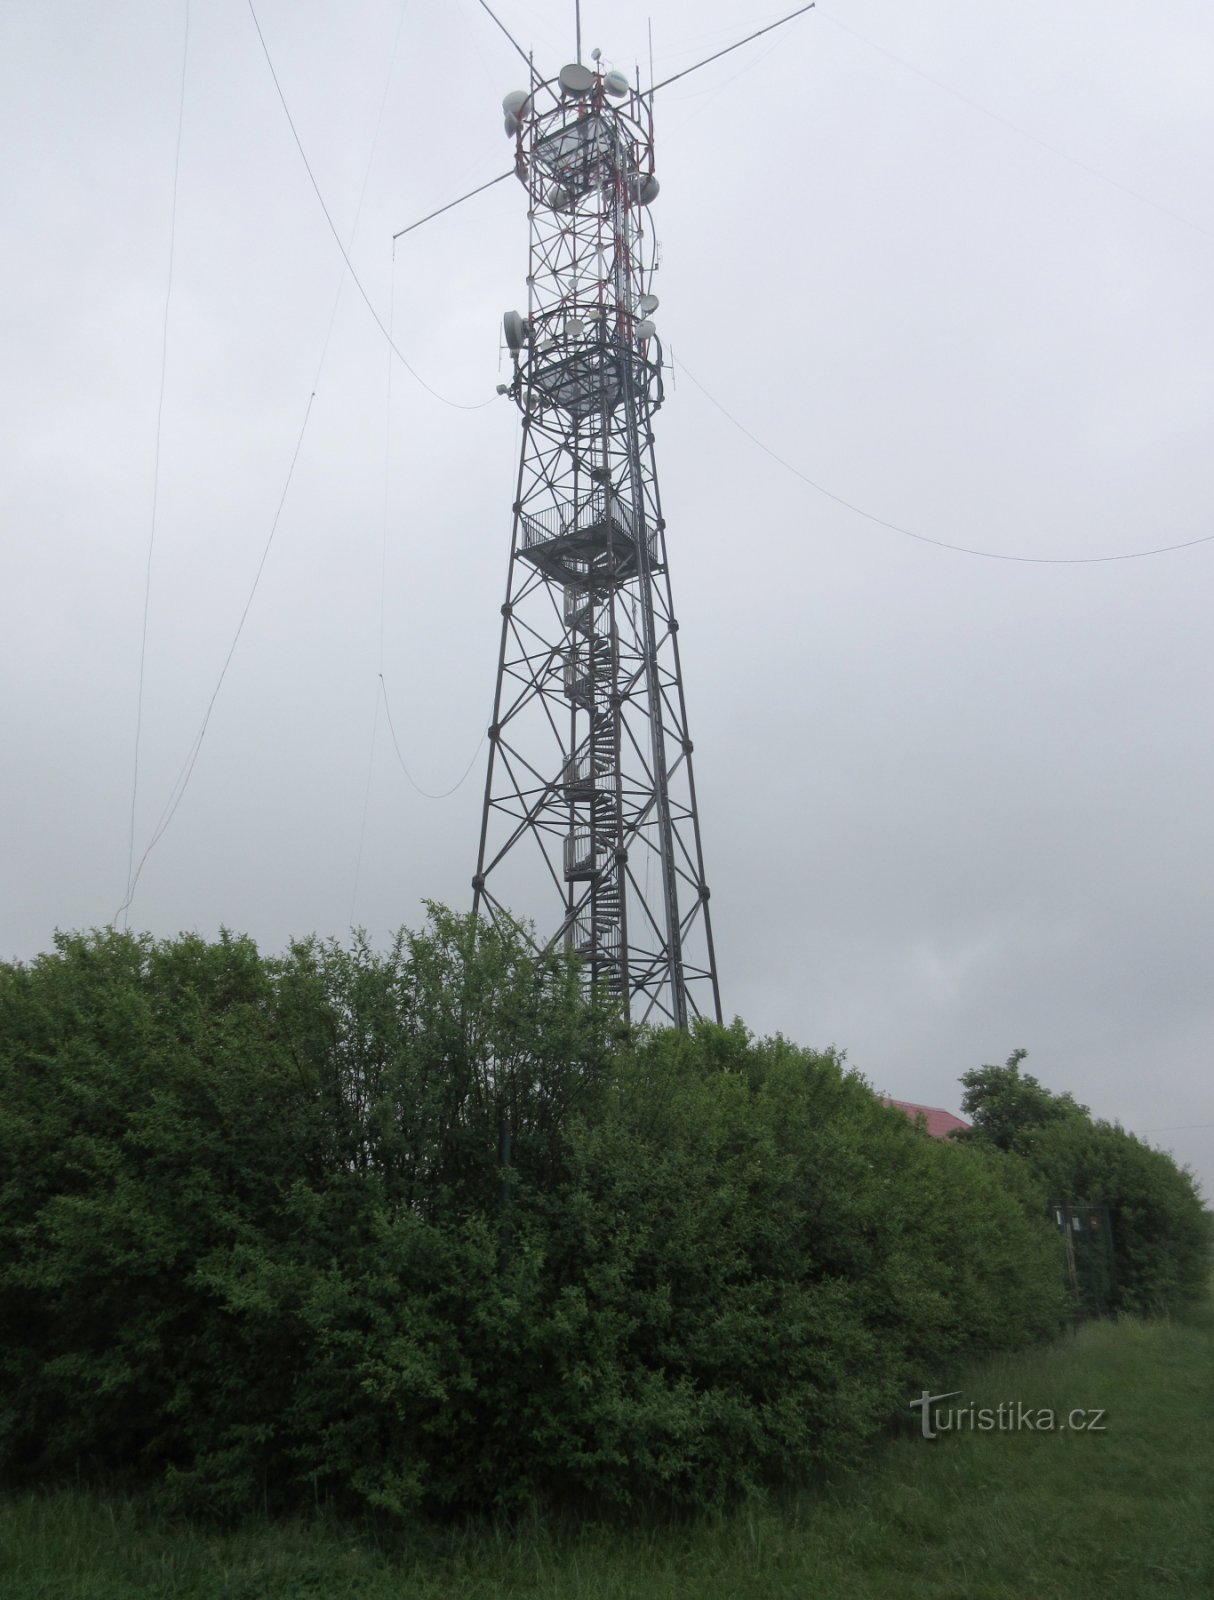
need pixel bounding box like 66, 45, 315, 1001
472, 57, 721, 1028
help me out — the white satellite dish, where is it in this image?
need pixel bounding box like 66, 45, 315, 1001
502, 90, 529, 118
504, 114, 519, 137
635, 319, 656, 341
603, 69, 629, 99
558, 62, 595, 97
637, 293, 660, 315
503, 309, 530, 352
638, 175, 660, 206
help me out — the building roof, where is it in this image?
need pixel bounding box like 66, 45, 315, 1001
882, 1098, 971, 1139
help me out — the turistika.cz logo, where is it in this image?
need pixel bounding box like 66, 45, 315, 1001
910, 1390, 1107, 1440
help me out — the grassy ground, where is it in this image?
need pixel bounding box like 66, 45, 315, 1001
2, 1298, 1210, 1599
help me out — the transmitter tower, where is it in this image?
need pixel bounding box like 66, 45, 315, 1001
472, 56, 721, 1028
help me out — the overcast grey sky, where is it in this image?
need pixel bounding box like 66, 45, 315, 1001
2, 0, 1211, 1198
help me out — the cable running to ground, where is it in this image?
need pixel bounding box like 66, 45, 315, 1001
816, 5, 1214, 246
121, 5, 411, 927
674, 354, 1214, 565
246, 0, 493, 411
111, 392, 315, 927
121, 0, 191, 929
350, 212, 401, 926
348, 684, 383, 926
311, 0, 409, 390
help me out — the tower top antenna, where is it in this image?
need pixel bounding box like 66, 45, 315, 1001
394, 5, 816, 241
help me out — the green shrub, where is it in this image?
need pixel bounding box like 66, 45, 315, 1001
0, 917, 1069, 1520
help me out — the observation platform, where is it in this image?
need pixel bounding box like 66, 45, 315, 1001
519, 489, 660, 586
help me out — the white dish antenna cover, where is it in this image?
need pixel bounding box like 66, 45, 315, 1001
503, 309, 530, 352
559, 62, 595, 97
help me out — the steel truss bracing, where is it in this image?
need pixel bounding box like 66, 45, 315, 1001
473, 61, 721, 1028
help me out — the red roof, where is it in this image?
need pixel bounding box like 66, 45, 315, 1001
883, 1098, 971, 1139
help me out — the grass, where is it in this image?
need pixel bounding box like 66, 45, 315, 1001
2, 1298, 1210, 1599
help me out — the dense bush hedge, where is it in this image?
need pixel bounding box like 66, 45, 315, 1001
1, 915, 1069, 1518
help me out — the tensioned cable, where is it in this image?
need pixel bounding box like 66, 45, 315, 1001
379, 235, 399, 680
474, 0, 538, 82
392, 6, 818, 238
349, 245, 484, 868
347, 325, 389, 925
118, 5, 412, 926
646, 2, 816, 94
816, 5, 1214, 247
662, 39, 783, 106
121, 0, 191, 929
350, 211, 401, 925
246, 0, 493, 411
311, 0, 409, 389
348, 685, 382, 925
111, 392, 315, 926
674, 353, 1214, 565
343, 3, 410, 928
365, 235, 491, 798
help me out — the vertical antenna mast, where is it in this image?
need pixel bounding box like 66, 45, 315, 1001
473, 56, 721, 1027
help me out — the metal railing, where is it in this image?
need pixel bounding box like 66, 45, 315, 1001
562, 748, 614, 794
520, 488, 656, 567
564, 585, 594, 632
564, 830, 607, 879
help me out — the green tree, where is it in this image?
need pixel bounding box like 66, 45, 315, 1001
1028, 1117, 1208, 1314
958, 1048, 1088, 1155
958, 1048, 1208, 1316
